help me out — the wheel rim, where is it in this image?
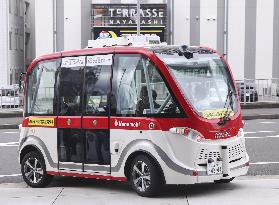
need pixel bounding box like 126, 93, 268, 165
131, 160, 151, 192
23, 157, 44, 184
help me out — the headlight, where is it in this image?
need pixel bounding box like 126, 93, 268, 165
169, 127, 205, 142
237, 128, 244, 138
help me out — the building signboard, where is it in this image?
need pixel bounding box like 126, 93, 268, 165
91, 4, 167, 41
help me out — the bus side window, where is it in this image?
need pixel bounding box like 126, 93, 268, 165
111, 54, 184, 117
26, 59, 60, 116
146, 60, 183, 117
111, 54, 148, 116
59, 66, 83, 116
84, 64, 110, 116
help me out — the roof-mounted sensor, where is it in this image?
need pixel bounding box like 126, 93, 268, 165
87, 35, 166, 48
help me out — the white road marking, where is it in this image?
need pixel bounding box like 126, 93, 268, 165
258, 131, 276, 133
244, 131, 276, 135
3, 131, 19, 134
0, 174, 21, 178
259, 122, 276, 124
0, 142, 19, 147
250, 162, 279, 165
244, 131, 257, 134
245, 135, 279, 139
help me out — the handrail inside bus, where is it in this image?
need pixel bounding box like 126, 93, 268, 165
156, 94, 171, 114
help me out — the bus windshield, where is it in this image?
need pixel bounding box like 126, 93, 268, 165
158, 53, 238, 119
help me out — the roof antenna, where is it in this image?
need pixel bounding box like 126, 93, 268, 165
180, 45, 193, 59
181, 45, 188, 51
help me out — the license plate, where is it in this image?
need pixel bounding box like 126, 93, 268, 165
207, 160, 222, 175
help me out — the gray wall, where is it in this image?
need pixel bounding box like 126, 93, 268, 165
217, 0, 225, 55
190, 0, 200, 45
273, 0, 279, 78
81, 0, 92, 49
56, 0, 64, 51
244, 0, 257, 79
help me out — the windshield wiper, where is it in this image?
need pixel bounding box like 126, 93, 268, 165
218, 90, 234, 126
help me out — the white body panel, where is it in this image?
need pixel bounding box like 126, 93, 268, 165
110, 128, 249, 184
19, 127, 58, 172
19, 123, 249, 184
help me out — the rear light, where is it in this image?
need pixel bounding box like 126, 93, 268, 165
191, 171, 198, 176
170, 127, 205, 142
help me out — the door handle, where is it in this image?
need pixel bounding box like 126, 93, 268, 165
66, 118, 71, 126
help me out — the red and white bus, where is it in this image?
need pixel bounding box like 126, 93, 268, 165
18, 36, 249, 196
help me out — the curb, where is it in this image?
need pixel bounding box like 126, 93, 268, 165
242, 114, 279, 120
0, 124, 18, 129
241, 102, 279, 109
0, 113, 23, 118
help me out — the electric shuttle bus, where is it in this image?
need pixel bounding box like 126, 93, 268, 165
18, 36, 249, 197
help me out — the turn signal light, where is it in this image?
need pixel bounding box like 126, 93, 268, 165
173, 127, 190, 135
169, 127, 205, 142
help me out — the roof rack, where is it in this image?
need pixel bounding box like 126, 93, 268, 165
87, 35, 166, 48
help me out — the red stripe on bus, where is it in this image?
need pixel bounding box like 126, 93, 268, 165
21, 116, 240, 140
47, 171, 127, 181
57, 116, 81, 128
82, 116, 109, 129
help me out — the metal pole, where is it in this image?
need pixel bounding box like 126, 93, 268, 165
137, 0, 140, 36
224, 0, 229, 59
53, 0, 57, 52
167, 0, 173, 44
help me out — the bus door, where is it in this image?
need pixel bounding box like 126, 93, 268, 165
57, 55, 112, 175
81, 55, 112, 175
57, 56, 84, 172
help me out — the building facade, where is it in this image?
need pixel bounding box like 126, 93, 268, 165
0, 0, 25, 86
173, 0, 279, 81
1, 0, 278, 86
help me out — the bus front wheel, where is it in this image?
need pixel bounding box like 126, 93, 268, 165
130, 155, 162, 197
21, 151, 53, 188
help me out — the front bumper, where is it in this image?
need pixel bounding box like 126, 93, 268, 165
197, 160, 249, 183
195, 135, 249, 183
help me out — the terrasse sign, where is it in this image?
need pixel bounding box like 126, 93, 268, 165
92, 4, 167, 27
91, 4, 167, 41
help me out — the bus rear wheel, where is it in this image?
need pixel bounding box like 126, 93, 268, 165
130, 155, 162, 197
21, 151, 53, 188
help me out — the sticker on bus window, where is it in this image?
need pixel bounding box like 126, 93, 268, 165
86, 54, 113, 66
202, 108, 234, 120
28, 117, 55, 127
61, 56, 86, 68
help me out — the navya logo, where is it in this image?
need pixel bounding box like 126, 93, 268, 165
215, 131, 231, 139
114, 120, 141, 128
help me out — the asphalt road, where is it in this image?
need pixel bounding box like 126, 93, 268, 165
244, 119, 279, 175
0, 118, 279, 184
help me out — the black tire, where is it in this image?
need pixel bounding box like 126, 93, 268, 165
21, 151, 53, 188
130, 155, 163, 197
214, 177, 235, 183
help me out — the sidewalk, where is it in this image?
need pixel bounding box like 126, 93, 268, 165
242, 108, 279, 120
0, 105, 279, 129
0, 176, 278, 205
